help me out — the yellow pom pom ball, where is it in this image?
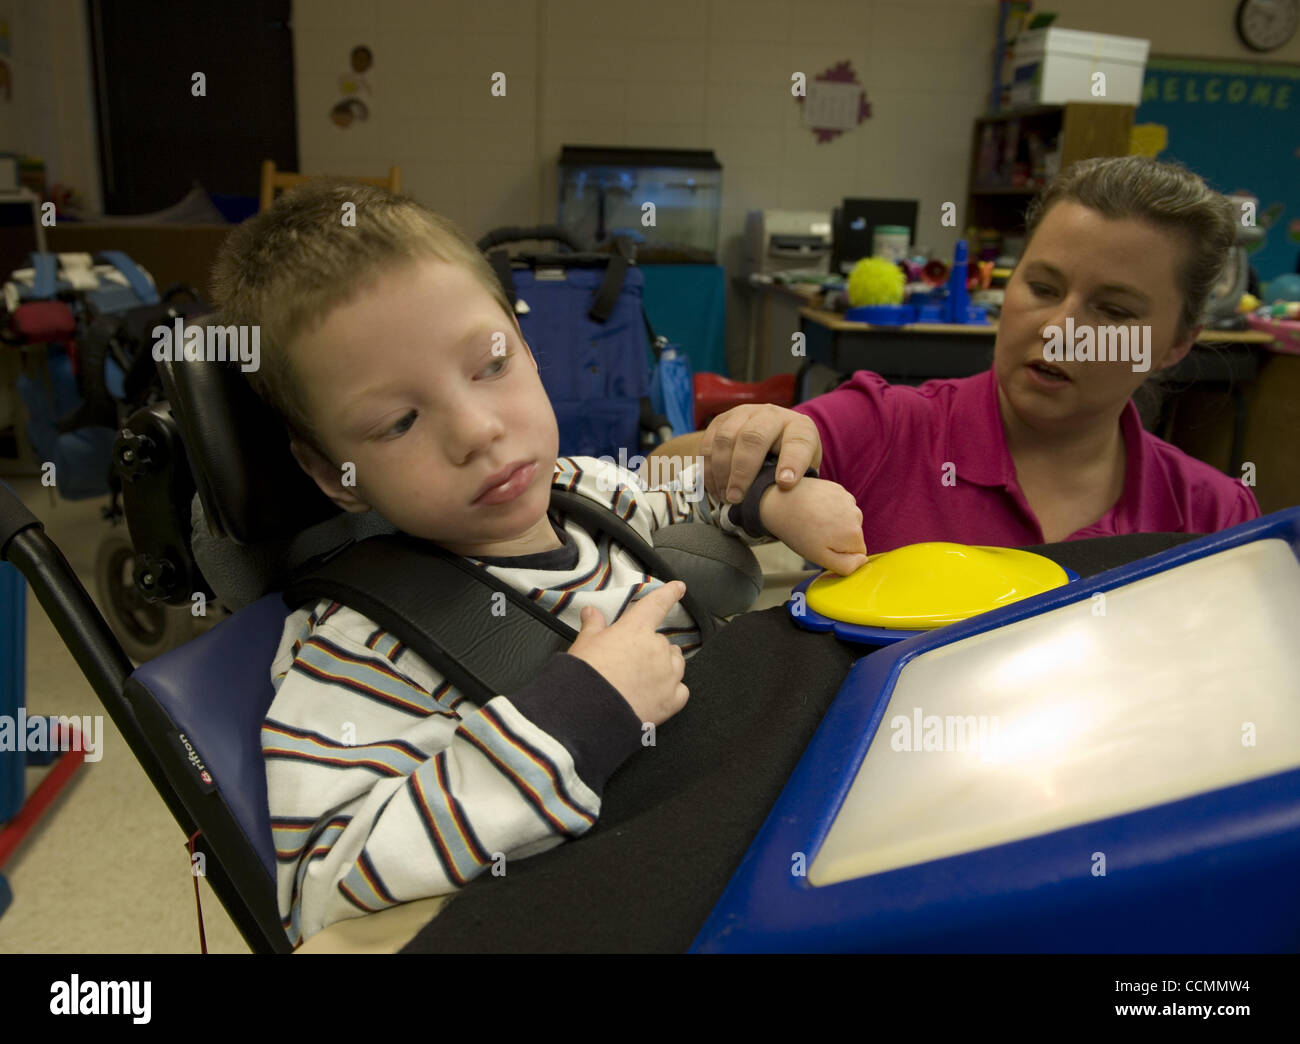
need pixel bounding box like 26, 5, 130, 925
847, 256, 906, 307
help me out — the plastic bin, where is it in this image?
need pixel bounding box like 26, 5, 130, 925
1011, 28, 1150, 107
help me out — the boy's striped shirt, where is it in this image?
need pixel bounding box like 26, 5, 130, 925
264, 454, 772, 944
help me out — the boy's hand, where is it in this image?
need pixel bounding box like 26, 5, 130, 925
759, 477, 868, 576
567, 581, 690, 727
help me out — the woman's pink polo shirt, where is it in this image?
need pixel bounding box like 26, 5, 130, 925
790, 368, 1261, 552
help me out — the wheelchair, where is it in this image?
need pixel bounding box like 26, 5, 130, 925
0, 318, 770, 954
9, 314, 1292, 953
1, 277, 217, 664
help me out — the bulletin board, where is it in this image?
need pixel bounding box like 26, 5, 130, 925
1134, 57, 1300, 285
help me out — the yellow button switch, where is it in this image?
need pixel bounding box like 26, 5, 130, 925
805, 542, 1071, 629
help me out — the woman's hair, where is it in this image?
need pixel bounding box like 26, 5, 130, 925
210, 179, 513, 459
1022, 155, 1236, 339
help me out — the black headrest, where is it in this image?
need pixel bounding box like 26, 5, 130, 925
155, 319, 339, 545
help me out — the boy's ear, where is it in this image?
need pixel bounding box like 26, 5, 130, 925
289, 437, 372, 514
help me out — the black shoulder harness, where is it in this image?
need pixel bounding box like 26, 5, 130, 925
280, 487, 716, 705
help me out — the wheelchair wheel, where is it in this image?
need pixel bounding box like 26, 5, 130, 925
93, 531, 201, 663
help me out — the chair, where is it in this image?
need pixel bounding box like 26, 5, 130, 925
258, 161, 402, 212
693, 372, 796, 431
0, 318, 764, 953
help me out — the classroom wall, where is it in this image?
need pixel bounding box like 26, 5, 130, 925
0, 1, 54, 181
0, 0, 103, 213
293, 0, 1300, 374
5, 1, 1298, 374
295, 0, 993, 374
1033, 0, 1300, 64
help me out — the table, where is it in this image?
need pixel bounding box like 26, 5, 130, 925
799, 306, 1277, 472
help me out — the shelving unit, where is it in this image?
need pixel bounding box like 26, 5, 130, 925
965, 102, 1135, 255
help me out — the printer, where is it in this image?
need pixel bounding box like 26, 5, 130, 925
744, 210, 833, 276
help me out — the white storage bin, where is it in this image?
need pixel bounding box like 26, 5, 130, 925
1010, 28, 1150, 107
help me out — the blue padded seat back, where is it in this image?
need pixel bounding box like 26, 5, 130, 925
129, 593, 287, 880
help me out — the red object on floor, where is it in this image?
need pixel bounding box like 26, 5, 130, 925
0, 747, 85, 869
693, 372, 797, 431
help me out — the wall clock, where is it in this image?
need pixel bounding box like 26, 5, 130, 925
1236, 0, 1299, 52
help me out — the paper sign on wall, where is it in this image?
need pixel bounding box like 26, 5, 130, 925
803, 81, 862, 130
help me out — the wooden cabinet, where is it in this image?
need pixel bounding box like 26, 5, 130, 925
966, 102, 1135, 255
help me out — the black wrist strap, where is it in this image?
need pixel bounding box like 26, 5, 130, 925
726, 454, 819, 539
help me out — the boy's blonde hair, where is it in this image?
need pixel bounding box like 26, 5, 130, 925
209, 179, 514, 460
1023, 155, 1236, 340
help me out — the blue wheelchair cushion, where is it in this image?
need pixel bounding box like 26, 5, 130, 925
129, 593, 288, 881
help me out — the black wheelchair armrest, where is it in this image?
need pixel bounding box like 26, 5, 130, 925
651, 523, 763, 619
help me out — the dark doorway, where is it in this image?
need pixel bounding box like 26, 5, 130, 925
87, 0, 297, 214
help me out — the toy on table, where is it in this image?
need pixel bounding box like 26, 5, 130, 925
790, 540, 1078, 645
845, 256, 905, 308
844, 240, 990, 326
1245, 314, 1300, 353
921, 258, 949, 286
1242, 277, 1300, 354
970, 259, 994, 291
899, 257, 950, 287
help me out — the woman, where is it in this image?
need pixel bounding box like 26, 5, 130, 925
664, 156, 1260, 551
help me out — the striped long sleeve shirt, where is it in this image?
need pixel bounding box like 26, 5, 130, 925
263, 454, 776, 944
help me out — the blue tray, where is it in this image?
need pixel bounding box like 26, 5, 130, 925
695, 508, 1300, 952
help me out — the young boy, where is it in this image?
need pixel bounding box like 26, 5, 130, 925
210, 180, 867, 945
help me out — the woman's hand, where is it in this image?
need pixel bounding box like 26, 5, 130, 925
700, 404, 823, 505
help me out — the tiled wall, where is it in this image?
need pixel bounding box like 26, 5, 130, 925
293, 0, 1300, 373
6, 1, 1298, 371
0, 1, 55, 190
295, 0, 997, 372
0, 0, 102, 213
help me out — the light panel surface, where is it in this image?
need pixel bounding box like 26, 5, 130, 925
810, 539, 1300, 886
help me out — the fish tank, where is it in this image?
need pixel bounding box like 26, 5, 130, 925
558, 146, 721, 263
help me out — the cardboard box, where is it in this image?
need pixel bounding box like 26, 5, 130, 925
1011, 27, 1150, 107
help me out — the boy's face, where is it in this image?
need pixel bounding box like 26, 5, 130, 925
287, 258, 559, 557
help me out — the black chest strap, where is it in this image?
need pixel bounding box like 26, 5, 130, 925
281, 487, 717, 706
